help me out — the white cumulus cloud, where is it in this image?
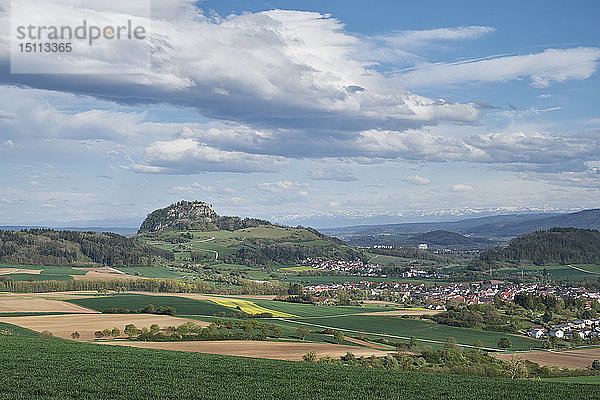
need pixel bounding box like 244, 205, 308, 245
129, 138, 287, 174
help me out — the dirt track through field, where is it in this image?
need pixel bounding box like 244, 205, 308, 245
0, 314, 204, 340
358, 309, 440, 316
493, 348, 600, 369
72, 268, 142, 281
0, 268, 42, 275
101, 340, 391, 361
0, 298, 97, 313
343, 337, 391, 350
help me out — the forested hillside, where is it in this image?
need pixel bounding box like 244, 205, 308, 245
221, 235, 362, 267
0, 229, 173, 267
476, 228, 600, 267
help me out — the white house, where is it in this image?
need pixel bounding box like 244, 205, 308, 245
549, 328, 565, 338
570, 320, 585, 329
528, 327, 546, 339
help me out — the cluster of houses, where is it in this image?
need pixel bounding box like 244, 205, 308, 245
528, 319, 600, 340
304, 279, 600, 313
303, 258, 381, 276
304, 280, 502, 305
303, 258, 450, 280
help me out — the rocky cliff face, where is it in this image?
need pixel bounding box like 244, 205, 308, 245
167, 201, 217, 222
138, 200, 274, 234
138, 201, 218, 233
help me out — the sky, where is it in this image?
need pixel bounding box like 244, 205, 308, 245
0, 0, 599, 228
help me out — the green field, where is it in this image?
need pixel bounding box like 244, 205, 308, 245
517, 264, 600, 281
0, 335, 596, 399
0, 321, 39, 336
287, 315, 540, 351
572, 264, 600, 274
542, 375, 600, 384
66, 294, 230, 316
116, 266, 188, 279
0, 266, 88, 281
186, 315, 365, 346
244, 298, 396, 317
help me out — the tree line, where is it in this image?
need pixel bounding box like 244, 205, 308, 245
0, 276, 291, 295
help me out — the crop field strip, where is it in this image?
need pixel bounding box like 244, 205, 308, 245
0, 313, 204, 340
102, 340, 390, 361
183, 315, 365, 346
276, 315, 541, 351
542, 375, 600, 385
0, 335, 597, 400
206, 298, 298, 317
494, 348, 600, 369
66, 294, 232, 316
244, 298, 400, 317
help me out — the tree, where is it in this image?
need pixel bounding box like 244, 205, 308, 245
333, 330, 344, 344
273, 327, 284, 337
498, 337, 512, 350
506, 355, 528, 379
542, 311, 553, 323
297, 326, 310, 340
94, 330, 104, 338
341, 352, 356, 365
591, 360, 600, 370
337, 289, 351, 306
111, 327, 120, 337
444, 337, 459, 350
102, 328, 112, 337
409, 336, 418, 350
177, 324, 190, 335
124, 324, 138, 337
143, 304, 155, 313
288, 282, 304, 295
150, 324, 160, 334
70, 331, 80, 340
40, 330, 53, 339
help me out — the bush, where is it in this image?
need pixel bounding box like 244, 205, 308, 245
498, 337, 512, 350
302, 351, 317, 362
40, 330, 54, 339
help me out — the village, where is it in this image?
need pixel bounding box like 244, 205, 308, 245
300, 264, 600, 344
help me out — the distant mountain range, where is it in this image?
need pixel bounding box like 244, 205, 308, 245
322, 209, 600, 246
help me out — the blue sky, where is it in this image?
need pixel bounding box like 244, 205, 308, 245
0, 0, 599, 228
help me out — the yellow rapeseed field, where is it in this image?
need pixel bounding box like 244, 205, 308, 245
209, 298, 297, 318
